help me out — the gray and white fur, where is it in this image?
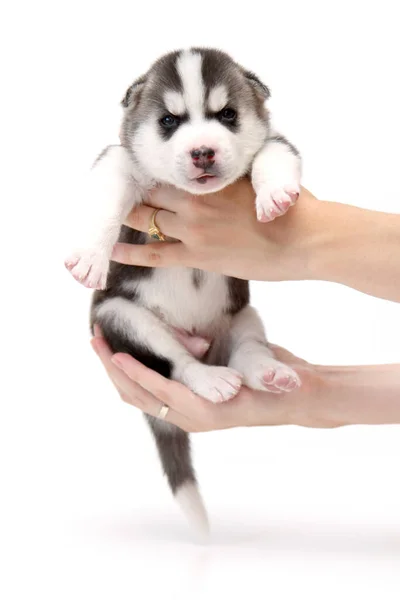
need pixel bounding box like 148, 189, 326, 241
66, 48, 302, 535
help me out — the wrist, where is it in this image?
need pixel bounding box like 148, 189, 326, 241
300, 199, 400, 298
262, 188, 327, 282
285, 365, 347, 428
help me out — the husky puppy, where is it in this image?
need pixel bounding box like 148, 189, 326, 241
66, 48, 302, 534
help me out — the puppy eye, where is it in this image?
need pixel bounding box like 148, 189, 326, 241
218, 107, 237, 122
160, 114, 179, 129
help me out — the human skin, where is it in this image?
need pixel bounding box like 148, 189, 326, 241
112, 180, 400, 302
91, 180, 400, 430
91, 329, 400, 432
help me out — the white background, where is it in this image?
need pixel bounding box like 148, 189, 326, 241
1, 1, 400, 598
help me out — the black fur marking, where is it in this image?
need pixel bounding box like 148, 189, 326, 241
197, 47, 237, 91
192, 269, 204, 289
151, 50, 183, 93
269, 134, 300, 157
158, 113, 189, 141
120, 51, 183, 146
91, 249, 196, 497
94, 311, 172, 378
91, 47, 274, 507
121, 75, 147, 108
146, 417, 196, 493
243, 70, 271, 100
207, 110, 239, 133
194, 47, 269, 129
227, 277, 250, 315
91, 228, 153, 316
120, 47, 270, 148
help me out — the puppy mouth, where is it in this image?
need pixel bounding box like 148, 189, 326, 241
192, 172, 217, 185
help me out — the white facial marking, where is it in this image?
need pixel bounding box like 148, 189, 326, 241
176, 51, 204, 120
164, 90, 186, 116
133, 50, 270, 194
208, 85, 228, 113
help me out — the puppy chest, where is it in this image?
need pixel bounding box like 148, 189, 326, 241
136, 268, 230, 334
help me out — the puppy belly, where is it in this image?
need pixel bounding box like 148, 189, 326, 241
129, 267, 232, 337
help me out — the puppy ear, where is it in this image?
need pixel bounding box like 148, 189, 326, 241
121, 75, 147, 108
243, 70, 270, 101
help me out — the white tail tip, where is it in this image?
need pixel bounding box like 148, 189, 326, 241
175, 481, 210, 538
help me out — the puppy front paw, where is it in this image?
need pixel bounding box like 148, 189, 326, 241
255, 182, 300, 223
239, 354, 301, 394
65, 248, 110, 290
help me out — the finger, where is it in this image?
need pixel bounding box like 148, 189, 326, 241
124, 205, 181, 239
113, 379, 190, 430
91, 335, 113, 361
91, 338, 190, 429
93, 324, 102, 338
92, 339, 152, 405
91, 338, 147, 395
111, 352, 180, 405
111, 241, 191, 268
148, 186, 192, 212
111, 352, 211, 416
91, 338, 171, 410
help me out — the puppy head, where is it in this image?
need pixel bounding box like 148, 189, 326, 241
120, 48, 270, 194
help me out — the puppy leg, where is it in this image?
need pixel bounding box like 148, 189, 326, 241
251, 133, 301, 223
65, 145, 147, 289
95, 297, 243, 403
228, 306, 301, 393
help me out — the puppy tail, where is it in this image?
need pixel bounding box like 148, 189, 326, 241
146, 416, 209, 538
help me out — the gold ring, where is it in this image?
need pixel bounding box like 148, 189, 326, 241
148, 209, 166, 241
157, 404, 170, 420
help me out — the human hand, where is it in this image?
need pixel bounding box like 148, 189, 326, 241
112, 179, 319, 281
91, 328, 333, 432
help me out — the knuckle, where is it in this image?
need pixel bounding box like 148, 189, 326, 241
153, 385, 170, 405
119, 246, 131, 262
120, 392, 130, 404
187, 222, 207, 245
147, 250, 163, 265
127, 209, 143, 229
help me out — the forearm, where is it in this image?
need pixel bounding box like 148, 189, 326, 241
313, 364, 400, 426
279, 194, 400, 302
115, 182, 400, 298
92, 330, 400, 432
251, 363, 400, 428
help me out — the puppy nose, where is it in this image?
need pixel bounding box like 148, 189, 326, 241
190, 146, 216, 168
